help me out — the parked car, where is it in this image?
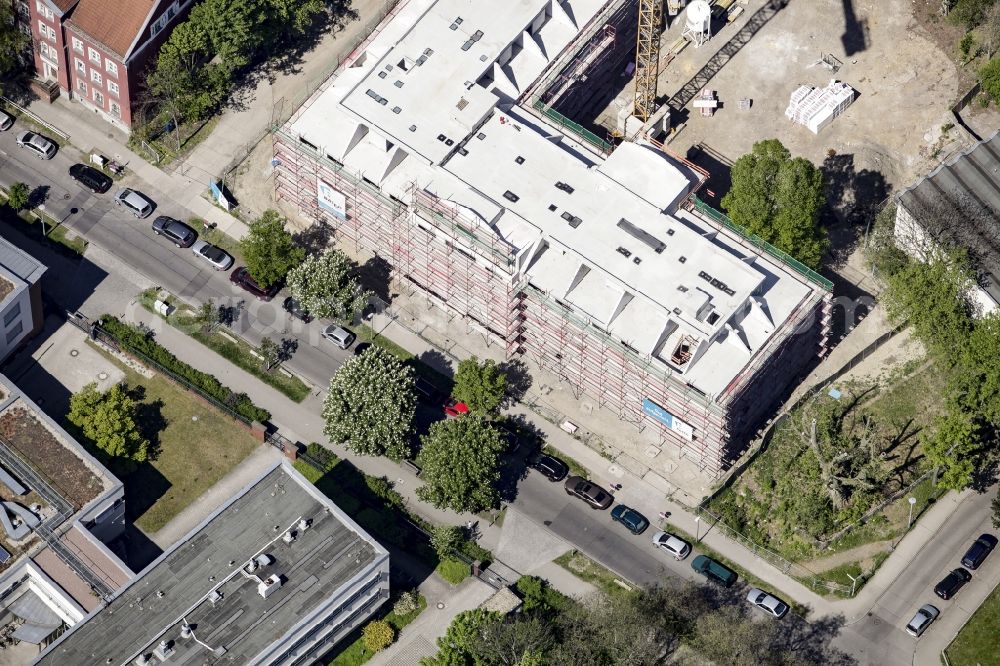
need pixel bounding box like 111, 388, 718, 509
414, 376, 443, 405
651, 530, 691, 560
934, 568, 972, 600
563, 475, 613, 510
230, 267, 280, 301
691, 555, 737, 587
495, 421, 520, 454
191, 240, 234, 271
16, 131, 57, 159
151, 216, 196, 248
0, 110, 14, 131
68, 164, 112, 193
961, 534, 998, 570
746, 588, 789, 619
526, 451, 568, 482
611, 504, 649, 535
905, 604, 939, 637
444, 397, 469, 417
114, 188, 154, 218
281, 296, 312, 323
322, 324, 355, 349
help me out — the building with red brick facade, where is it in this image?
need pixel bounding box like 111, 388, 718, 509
25, 0, 192, 129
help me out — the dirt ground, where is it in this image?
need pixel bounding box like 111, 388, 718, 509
635, 0, 966, 220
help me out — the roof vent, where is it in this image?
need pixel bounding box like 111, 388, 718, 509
616, 247, 632, 258
673, 308, 682, 315
555, 181, 575, 194
461, 40, 474, 51
515, 156, 525, 164
209, 590, 223, 605
472, 30, 484, 41
180, 624, 193, 639
458, 147, 469, 156
677, 285, 689, 292
258, 574, 283, 599
503, 190, 520, 203
437, 134, 447, 142
456, 98, 469, 110
477, 132, 486, 140
679, 256, 686, 263
667, 228, 675, 236
423, 48, 434, 56
409, 125, 417, 132
392, 106, 401, 114
394, 80, 403, 88
617, 218, 665, 254
548, 204, 557, 211
445, 138, 454, 146
153, 640, 175, 661
633, 256, 642, 265
134, 654, 151, 666
282, 530, 296, 544
569, 217, 582, 228
449, 22, 459, 30
298, 518, 311, 531
377, 71, 387, 79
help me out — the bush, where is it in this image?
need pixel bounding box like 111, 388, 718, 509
362, 619, 394, 653
392, 590, 420, 617
97, 316, 270, 423
981, 56, 1000, 104
6, 182, 29, 211
304, 442, 338, 472
365, 475, 405, 510
431, 524, 464, 560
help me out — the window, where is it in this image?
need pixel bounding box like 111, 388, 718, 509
110, 101, 121, 118
43, 25, 55, 41
90, 69, 102, 85
35, 2, 52, 20
74, 58, 85, 74
37, 19, 45, 34
105, 60, 118, 77
165, 1, 179, 19
150, 14, 167, 37
5, 322, 23, 344
92, 89, 103, 106
3, 303, 21, 327
72, 37, 83, 53
88, 47, 101, 64
76, 79, 86, 95
107, 80, 119, 96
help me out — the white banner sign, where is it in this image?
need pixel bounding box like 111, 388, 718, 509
317, 178, 347, 219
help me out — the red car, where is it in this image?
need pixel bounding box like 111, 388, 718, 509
443, 398, 469, 417
230, 267, 281, 302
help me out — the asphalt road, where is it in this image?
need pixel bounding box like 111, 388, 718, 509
0, 127, 353, 389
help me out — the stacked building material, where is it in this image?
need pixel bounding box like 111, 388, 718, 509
785, 79, 855, 133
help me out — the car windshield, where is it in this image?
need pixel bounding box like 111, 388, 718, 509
201, 245, 225, 261
753, 592, 766, 604
774, 602, 788, 614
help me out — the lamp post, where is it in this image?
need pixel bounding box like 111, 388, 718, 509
907, 497, 917, 531
694, 516, 701, 543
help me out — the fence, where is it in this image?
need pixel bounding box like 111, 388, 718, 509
0, 96, 69, 140
530, 101, 614, 155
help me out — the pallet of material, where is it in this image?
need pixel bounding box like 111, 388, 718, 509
712, 0, 735, 17
670, 36, 690, 54
727, 4, 744, 21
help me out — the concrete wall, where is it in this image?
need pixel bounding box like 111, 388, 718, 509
0, 282, 36, 363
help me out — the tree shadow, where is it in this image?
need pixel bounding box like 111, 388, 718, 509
820, 152, 891, 268
293, 222, 334, 255
499, 359, 533, 406
359, 254, 395, 303
415, 349, 454, 380
134, 398, 167, 462
218, 300, 245, 327
123, 462, 172, 526
778, 612, 855, 665
685, 143, 733, 210
27, 185, 50, 210
279, 337, 298, 362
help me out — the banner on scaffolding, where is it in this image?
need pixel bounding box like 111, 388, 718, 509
317, 177, 347, 219
642, 399, 694, 440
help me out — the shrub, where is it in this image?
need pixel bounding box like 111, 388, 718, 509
365, 475, 405, 509
430, 524, 463, 560
6, 182, 29, 211
304, 442, 338, 472
362, 619, 394, 653
96, 316, 270, 423
392, 590, 420, 617
981, 56, 1000, 104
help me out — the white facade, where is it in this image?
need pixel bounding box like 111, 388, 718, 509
0, 238, 45, 363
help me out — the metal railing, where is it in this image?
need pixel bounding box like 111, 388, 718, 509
530, 101, 613, 154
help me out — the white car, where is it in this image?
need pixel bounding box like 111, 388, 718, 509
15, 131, 57, 159
905, 604, 939, 637
0, 110, 13, 131
191, 240, 234, 271
746, 587, 789, 619
651, 530, 691, 560
322, 325, 356, 350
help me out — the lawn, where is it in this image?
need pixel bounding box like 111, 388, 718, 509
327, 593, 428, 665
945, 581, 1000, 666
138, 289, 311, 402
436, 557, 470, 585
92, 344, 259, 533
554, 550, 632, 597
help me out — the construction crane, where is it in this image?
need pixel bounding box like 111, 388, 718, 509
633, 0, 663, 122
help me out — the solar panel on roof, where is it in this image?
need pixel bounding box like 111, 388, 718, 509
0, 546, 10, 564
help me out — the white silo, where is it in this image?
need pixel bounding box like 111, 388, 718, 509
682, 0, 712, 48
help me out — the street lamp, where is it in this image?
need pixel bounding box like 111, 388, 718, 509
907, 497, 917, 531
694, 516, 701, 543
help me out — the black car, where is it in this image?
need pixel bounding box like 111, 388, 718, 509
230, 267, 280, 301
934, 567, 972, 600
526, 452, 568, 481
961, 534, 998, 570
282, 296, 312, 323
151, 216, 196, 248
414, 377, 443, 405
495, 421, 520, 454
68, 163, 112, 193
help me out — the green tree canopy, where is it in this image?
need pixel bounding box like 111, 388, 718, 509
453, 357, 507, 415
981, 55, 1000, 104
721, 139, 828, 269
430, 524, 464, 560
322, 346, 415, 460
287, 249, 372, 321
923, 406, 980, 491
68, 383, 150, 464
416, 417, 505, 512
6, 183, 29, 211
239, 210, 305, 288
0, 3, 29, 94
421, 609, 502, 666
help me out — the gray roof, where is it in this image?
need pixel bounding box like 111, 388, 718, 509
34, 463, 385, 666
897, 130, 1000, 299
0, 236, 46, 285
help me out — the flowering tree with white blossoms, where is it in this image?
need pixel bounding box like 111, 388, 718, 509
287, 249, 372, 321
322, 346, 415, 459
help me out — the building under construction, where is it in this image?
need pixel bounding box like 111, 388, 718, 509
273, 0, 832, 475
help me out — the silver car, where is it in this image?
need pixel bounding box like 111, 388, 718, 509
651, 530, 691, 560
191, 240, 234, 271
16, 131, 57, 159
0, 110, 13, 131
905, 604, 939, 637
746, 588, 789, 619
322, 325, 355, 349
114, 188, 154, 218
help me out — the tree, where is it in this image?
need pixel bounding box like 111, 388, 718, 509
322, 346, 415, 459
721, 139, 828, 269
196, 298, 217, 331
0, 3, 29, 94
392, 590, 421, 617
468, 618, 554, 666
421, 609, 502, 666
924, 407, 980, 490
239, 210, 305, 288
992, 492, 1000, 529
6, 182, 29, 211
287, 249, 372, 321
949, 0, 997, 29
983, 3, 1000, 57
687, 606, 779, 665
430, 524, 464, 560
258, 337, 280, 371
417, 418, 505, 512
68, 383, 150, 464
982, 55, 1000, 104
362, 619, 394, 654
453, 357, 508, 415
952, 312, 1000, 423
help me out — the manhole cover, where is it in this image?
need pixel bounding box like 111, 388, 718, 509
69, 349, 79, 357
436, 602, 445, 610
63, 193, 70, 200
97, 372, 108, 380
192, 416, 199, 422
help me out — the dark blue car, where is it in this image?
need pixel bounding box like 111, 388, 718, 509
611, 504, 649, 535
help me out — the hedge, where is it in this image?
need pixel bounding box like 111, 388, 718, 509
97, 315, 271, 423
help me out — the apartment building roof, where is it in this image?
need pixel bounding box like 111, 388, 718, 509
65, 0, 157, 58
34, 463, 388, 666
0, 236, 46, 290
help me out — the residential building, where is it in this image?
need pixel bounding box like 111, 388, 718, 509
26, 0, 192, 128
0, 236, 46, 363
33, 462, 390, 666
0, 372, 130, 657
273, 0, 832, 476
